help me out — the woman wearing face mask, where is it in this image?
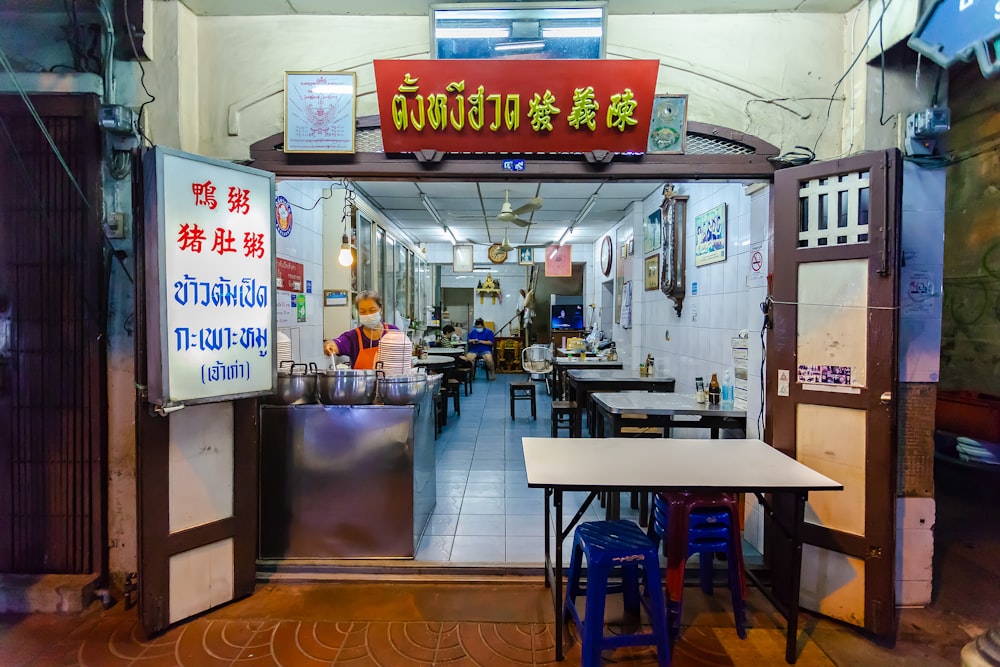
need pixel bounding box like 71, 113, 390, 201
322, 290, 399, 369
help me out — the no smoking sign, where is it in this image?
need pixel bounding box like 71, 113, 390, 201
748, 243, 767, 286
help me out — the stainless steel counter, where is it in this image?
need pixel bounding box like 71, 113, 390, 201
259, 393, 436, 559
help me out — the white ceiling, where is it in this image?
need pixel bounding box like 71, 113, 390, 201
354, 180, 667, 248
175, 0, 862, 15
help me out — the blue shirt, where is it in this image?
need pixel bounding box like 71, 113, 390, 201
467, 327, 495, 355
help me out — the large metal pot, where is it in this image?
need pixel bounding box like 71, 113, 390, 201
271, 361, 318, 405
426, 373, 443, 396
379, 374, 427, 405
318, 369, 378, 405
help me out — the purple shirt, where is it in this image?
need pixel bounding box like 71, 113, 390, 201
331, 324, 400, 368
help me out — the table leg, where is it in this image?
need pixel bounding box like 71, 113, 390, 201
554, 489, 565, 661
574, 391, 584, 438
785, 491, 807, 664
544, 487, 552, 589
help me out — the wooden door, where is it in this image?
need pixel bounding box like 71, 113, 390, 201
134, 149, 259, 636
767, 149, 901, 638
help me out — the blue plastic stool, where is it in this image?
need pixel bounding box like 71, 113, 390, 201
649, 494, 747, 639
564, 520, 671, 667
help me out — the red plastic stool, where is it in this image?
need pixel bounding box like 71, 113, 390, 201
649, 491, 747, 638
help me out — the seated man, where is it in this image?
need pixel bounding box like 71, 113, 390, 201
464, 318, 496, 380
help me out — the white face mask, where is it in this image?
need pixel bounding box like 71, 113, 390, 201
359, 312, 382, 328
474, 327, 484, 333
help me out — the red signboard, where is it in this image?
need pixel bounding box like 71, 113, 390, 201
374, 59, 659, 154
275, 257, 304, 293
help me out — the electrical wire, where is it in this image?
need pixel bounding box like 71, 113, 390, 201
758, 319, 766, 438
812, 0, 895, 152
123, 0, 155, 146
877, 0, 892, 127
287, 179, 351, 211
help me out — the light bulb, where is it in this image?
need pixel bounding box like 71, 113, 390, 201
338, 234, 353, 267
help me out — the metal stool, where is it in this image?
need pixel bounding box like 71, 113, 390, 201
648, 491, 747, 639
510, 381, 536, 420
564, 520, 671, 667
551, 400, 577, 437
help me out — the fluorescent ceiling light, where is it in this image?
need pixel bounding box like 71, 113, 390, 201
437, 27, 510, 39
541, 27, 603, 38
494, 40, 545, 52
420, 193, 442, 223
556, 226, 574, 245
576, 194, 599, 224
311, 84, 353, 95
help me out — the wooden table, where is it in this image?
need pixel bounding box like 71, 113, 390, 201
522, 437, 842, 664
551, 357, 623, 400
564, 369, 675, 437
591, 392, 747, 439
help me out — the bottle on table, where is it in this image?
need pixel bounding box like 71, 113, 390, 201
722, 369, 733, 402
708, 373, 721, 405
695, 376, 707, 403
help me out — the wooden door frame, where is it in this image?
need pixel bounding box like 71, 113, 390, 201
766, 149, 902, 638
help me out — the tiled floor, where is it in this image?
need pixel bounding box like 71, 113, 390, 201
0, 580, 972, 666
417, 373, 613, 564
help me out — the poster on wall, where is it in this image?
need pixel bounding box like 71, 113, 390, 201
545, 244, 572, 277
284, 71, 357, 154
620, 281, 633, 329
144, 146, 276, 407
275, 257, 304, 292
695, 203, 727, 267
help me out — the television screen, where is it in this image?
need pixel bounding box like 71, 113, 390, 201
551, 304, 585, 330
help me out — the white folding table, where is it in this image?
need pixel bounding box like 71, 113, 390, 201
522, 437, 842, 664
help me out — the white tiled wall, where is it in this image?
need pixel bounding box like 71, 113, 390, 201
592, 183, 771, 437
274, 180, 327, 368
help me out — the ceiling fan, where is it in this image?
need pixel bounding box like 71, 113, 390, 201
446, 189, 543, 228
497, 190, 543, 227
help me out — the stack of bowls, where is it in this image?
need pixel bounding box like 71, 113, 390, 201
377, 330, 414, 376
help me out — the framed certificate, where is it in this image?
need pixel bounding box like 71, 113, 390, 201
284, 71, 357, 154
453, 244, 474, 272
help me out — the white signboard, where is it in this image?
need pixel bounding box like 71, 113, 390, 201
145, 147, 276, 406
284, 71, 357, 154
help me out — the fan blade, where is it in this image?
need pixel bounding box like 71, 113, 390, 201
511, 217, 533, 227
512, 197, 543, 216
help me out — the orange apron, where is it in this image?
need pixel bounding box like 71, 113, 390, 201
353, 324, 387, 370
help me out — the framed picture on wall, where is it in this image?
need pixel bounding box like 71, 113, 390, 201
646, 94, 688, 154
643, 208, 662, 254
644, 255, 659, 291
518, 246, 534, 265
453, 244, 474, 272
284, 71, 357, 154
694, 203, 727, 267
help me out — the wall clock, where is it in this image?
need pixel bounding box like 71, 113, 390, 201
488, 243, 509, 264
599, 235, 613, 276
